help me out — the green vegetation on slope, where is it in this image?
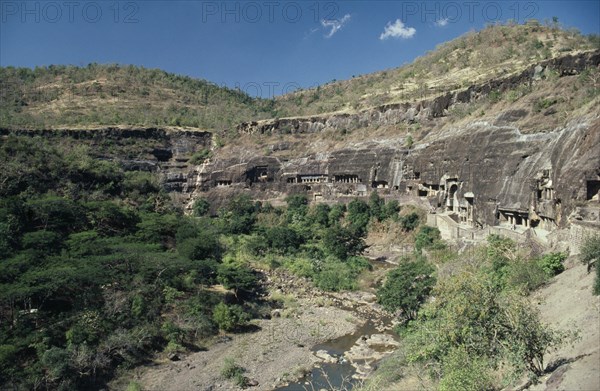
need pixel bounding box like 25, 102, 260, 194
1, 22, 597, 131
368, 235, 574, 390
0, 135, 267, 389
274, 21, 599, 115
579, 235, 600, 294
0, 64, 279, 130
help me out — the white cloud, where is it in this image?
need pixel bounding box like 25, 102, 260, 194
379, 19, 416, 40
435, 18, 449, 27
321, 14, 351, 38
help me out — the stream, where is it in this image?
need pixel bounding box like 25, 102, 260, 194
276, 320, 386, 390
276, 259, 397, 390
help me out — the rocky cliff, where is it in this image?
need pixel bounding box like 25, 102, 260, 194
2, 51, 599, 239
196, 51, 600, 233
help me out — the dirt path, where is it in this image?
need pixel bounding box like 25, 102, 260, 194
526, 260, 600, 391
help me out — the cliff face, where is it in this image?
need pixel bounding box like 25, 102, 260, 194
0, 127, 212, 195
194, 51, 600, 232
3, 52, 599, 235
236, 52, 599, 136
196, 118, 599, 230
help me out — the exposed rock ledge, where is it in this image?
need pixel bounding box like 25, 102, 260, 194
236, 50, 599, 135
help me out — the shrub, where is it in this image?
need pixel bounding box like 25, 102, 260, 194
122, 171, 159, 195
506, 257, 548, 292
537, 252, 566, 277
414, 226, 444, 253
212, 303, 249, 332
221, 357, 245, 379
405, 270, 574, 380
221, 357, 249, 387
314, 259, 360, 291
399, 212, 419, 231
595, 262, 600, 295
439, 347, 494, 391
580, 235, 600, 273
189, 149, 212, 165
125, 381, 143, 391
533, 98, 557, 112
580, 235, 600, 294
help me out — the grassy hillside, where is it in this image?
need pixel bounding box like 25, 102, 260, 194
0, 64, 280, 130
0, 21, 598, 131
274, 21, 599, 116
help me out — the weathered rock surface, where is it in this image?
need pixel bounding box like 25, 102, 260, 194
2, 51, 599, 239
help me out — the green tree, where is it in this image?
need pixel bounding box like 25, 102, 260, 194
264, 226, 303, 255
192, 198, 210, 216
217, 264, 258, 299
310, 203, 331, 227
322, 225, 366, 261
377, 259, 435, 320
381, 200, 400, 221
347, 199, 370, 234
219, 194, 256, 234
414, 226, 443, 253
285, 194, 309, 221
368, 191, 384, 221
328, 203, 346, 225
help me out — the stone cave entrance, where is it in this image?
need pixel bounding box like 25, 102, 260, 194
587, 180, 600, 200
447, 184, 458, 211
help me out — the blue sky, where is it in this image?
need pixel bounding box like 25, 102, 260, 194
1, 0, 599, 97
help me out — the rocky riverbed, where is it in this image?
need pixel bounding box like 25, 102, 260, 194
131, 263, 399, 391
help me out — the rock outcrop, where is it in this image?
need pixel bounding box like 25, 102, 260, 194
236, 51, 600, 136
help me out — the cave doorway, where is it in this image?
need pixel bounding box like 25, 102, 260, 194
448, 184, 458, 211
587, 180, 600, 200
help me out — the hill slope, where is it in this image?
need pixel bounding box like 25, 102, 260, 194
0, 22, 598, 130
274, 22, 599, 116
0, 64, 279, 130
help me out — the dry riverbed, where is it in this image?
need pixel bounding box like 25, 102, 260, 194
128, 267, 395, 391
